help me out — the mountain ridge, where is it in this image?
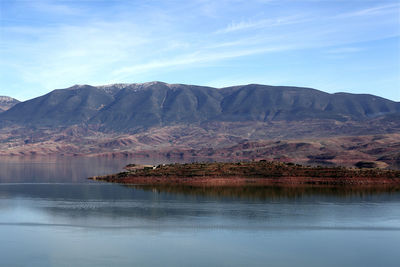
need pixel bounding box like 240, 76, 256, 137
1, 82, 399, 131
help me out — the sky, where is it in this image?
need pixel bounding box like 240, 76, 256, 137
0, 0, 399, 101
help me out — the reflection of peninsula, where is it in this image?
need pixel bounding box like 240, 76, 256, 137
90, 161, 400, 186
126, 184, 400, 201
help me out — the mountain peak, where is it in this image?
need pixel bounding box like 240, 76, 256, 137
0, 96, 19, 102
67, 81, 174, 95
0, 96, 20, 112
95, 81, 178, 95
95, 81, 168, 88
68, 81, 193, 94
96, 83, 131, 90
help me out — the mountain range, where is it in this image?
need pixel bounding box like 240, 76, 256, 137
0, 82, 399, 168
1, 82, 399, 131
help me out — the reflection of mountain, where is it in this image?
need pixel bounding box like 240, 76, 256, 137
1, 183, 399, 225
0, 157, 135, 183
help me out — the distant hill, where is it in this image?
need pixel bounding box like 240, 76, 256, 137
1, 82, 399, 131
0, 96, 20, 113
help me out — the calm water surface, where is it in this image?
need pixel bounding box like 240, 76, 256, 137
0, 157, 399, 267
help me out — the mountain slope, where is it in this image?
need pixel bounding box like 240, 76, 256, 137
0, 82, 399, 130
0, 85, 114, 126
219, 84, 400, 121
89, 83, 222, 131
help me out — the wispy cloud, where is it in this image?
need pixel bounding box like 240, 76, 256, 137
215, 15, 309, 34
336, 3, 400, 18
1, 20, 153, 94
111, 44, 293, 79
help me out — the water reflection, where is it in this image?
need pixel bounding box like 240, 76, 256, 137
1, 183, 400, 231
126, 184, 400, 201
0, 156, 215, 183
0, 156, 151, 183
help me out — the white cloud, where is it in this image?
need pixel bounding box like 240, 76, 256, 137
336, 3, 400, 18
1, 20, 153, 93
215, 15, 310, 34
111, 45, 293, 80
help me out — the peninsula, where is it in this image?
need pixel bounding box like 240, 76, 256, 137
89, 161, 400, 187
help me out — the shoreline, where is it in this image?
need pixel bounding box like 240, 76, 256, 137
90, 176, 400, 186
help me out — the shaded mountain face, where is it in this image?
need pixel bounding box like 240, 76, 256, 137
0, 82, 399, 130
0, 96, 20, 113
0, 86, 114, 126
89, 83, 223, 131
218, 85, 400, 121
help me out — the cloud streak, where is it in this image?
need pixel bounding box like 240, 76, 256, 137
336, 3, 400, 18
111, 44, 293, 79
215, 15, 310, 34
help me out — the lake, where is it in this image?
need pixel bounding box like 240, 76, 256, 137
0, 157, 399, 267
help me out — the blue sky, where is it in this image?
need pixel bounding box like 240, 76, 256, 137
0, 0, 399, 101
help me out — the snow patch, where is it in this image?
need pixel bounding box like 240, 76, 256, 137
0, 96, 18, 103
